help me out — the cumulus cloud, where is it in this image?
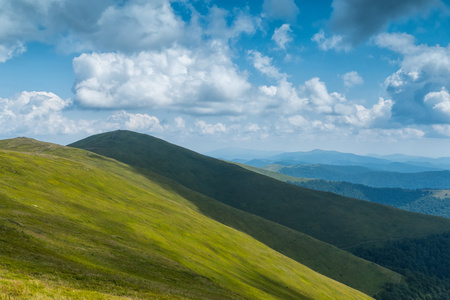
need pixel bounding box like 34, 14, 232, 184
0, 0, 188, 57
248, 50, 285, 79
205, 6, 258, 42
0, 91, 77, 135
0, 0, 266, 60
107, 111, 163, 132
262, 0, 300, 22
195, 120, 227, 135
342, 71, 364, 87
335, 98, 393, 128
311, 30, 350, 52
330, 0, 441, 45
375, 33, 450, 124
89, 0, 184, 52
431, 124, 450, 137
424, 88, 450, 119
303, 78, 336, 114
174, 116, 186, 129
0, 0, 114, 59
272, 24, 293, 50
302, 77, 347, 114
0, 90, 168, 138
288, 115, 309, 127
73, 43, 251, 115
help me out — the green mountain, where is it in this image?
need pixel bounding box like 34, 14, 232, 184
0, 137, 373, 299
69, 130, 450, 251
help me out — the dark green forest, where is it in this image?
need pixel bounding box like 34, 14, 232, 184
353, 232, 450, 299
291, 180, 450, 218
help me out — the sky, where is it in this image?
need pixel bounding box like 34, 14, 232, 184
1, 0, 450, 157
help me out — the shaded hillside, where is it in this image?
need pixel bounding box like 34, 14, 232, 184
69, 130, 450, 250
0, 138, 372, 300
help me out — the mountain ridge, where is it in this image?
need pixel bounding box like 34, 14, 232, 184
0, 137, 374, 299
69, 130, 450, 250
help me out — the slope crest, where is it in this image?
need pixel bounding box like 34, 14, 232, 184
69, 130, 450, 250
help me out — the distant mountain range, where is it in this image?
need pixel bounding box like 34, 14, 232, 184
207, 148, 450, 190
206, 148, 450, 172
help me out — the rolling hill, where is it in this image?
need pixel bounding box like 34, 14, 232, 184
69, 130, 450, 251
0, 137, 376, 299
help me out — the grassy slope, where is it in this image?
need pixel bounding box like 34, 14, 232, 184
0, 139, 371, 299
69, 130, 450, 250
0, 140, 400, 297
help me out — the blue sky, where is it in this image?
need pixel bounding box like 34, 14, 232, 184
1, 0, 450, 156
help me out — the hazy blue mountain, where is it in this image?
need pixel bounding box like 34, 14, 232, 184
269, 149, 393, 166
369, 153, 450, 170
218, 148, 444, 173
273, 164, 450, 189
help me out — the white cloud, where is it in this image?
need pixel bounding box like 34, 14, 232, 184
0, 43, 26, 63
311, 30, 350, 52
373, 32, 417, 54
342, 71, 364, 87
341, 98, 393, 127
0, 90, 167, 137
174, 116, 186, 129
86, 0, 183, 52
0, 91, 76, 135
107, 111, 163, 132
375, 33, 450, 124
288, 115, 309, 127
272, 24, 293, 50
0, 0, 187, 58
248, 50, 285, 79
73, 43, 251, 115
424, 88, 450, 118
195, 120, 227, 135
303, 77, 340, 114
205, 7, 258, 42
276, 78, 307, 113
259, 85, 278, 97
262, 0, 300, 22
432, 124, 450, 137
0, 0, 265, 61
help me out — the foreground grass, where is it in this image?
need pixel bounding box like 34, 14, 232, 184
0, 139, 371, 299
